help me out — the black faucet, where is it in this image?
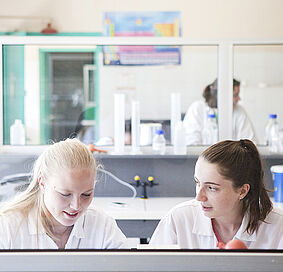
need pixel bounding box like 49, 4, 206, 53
132, 175, 158, 199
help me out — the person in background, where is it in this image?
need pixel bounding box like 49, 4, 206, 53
0, 138, 126, 249
74, 110, 95, 145
183, 79, 256, 145
150, 139, 283, 249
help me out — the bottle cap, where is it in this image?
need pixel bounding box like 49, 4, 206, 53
207, 114, 216, 118
269, 114, 277, 119
156, 129, 164, 135
15, 119, 22, 124
270, 165, 283, 173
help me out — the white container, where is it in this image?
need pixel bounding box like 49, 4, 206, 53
152, 129, 166, 155
270, 165, 283, 208
140, 123, 162, 146
113, 94, 125, 154
264, 114, 277, 145
268, 114, 282, 153
202, 114, 218, 145
10, 119, 25, 145
173, 121, 187, 155
131, 101, 140, 153
170, 93, 181, 144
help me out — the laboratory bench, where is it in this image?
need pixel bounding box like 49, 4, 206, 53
92, 196, 281, 241
92, 197, 190, 239
93, 197, 190, 220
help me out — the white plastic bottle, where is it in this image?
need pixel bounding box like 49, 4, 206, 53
152, 129, 166, 155
268, 114, 282, 153
10, 119, 25, 145
173, 121, 187, 155
264, 114, 277, 146
202, 114, 218, 145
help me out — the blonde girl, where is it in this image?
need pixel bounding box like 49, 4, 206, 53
0, 138, 126, 249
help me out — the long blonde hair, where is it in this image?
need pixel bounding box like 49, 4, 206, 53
0, 138, 96, 240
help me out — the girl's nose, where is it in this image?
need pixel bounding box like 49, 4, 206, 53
195, 187, 207, 202
70, 196, 80, 210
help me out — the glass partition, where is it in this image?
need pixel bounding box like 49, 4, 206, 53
4, 39, 283, 148
2, 44, 218, 146
3, 44, 99, 145
234, 45, 283, 145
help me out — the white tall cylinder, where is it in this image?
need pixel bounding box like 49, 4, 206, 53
131, 101, 140, 153
173, 121, 187, 155
114, 93, 125, 154
170, 93, 181, 144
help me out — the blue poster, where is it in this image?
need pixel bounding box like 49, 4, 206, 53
103, 11, 182, 65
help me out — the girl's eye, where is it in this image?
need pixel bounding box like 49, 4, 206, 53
208, 186, 217, 192
82, 193, 92, 197
59, 192, 71, 197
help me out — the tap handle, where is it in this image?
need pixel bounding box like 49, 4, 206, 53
134, 175, 141, 187
148, 176, 154, 182
148, 176, 159, 187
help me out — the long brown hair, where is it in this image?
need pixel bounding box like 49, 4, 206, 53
201, 139, 272, 234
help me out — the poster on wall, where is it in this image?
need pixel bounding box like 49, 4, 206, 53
103, 11, 182, 66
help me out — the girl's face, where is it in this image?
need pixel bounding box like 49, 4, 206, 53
40, 168, 95, 230
194, 157, 247, 222
233, 86, 240, 107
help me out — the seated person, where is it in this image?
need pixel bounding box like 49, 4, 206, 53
74, 110, 95, 145
0, 138, 127, 249
183, 79, 256, 145
150, 139, 283, 249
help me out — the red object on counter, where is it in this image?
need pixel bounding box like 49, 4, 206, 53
88, 144, 108, 154
41, 23, 58, 34
225, 239, 247, 249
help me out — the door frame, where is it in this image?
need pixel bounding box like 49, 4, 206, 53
39, 47, 100, 144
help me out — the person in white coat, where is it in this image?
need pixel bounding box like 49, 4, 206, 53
0, 138, 127, 249
183, 79, 256, 145
150, 139, 283, 249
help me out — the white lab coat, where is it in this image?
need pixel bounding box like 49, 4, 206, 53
150, 199, 283, 249
183, 100, 257, 145
0, 205, 127, 249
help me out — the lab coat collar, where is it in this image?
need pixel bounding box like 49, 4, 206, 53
28, 208, 86, 239
234, 213, 257, 242
192, 204, 257, 242
192, 204, 214, 236
70, 213, 85, 239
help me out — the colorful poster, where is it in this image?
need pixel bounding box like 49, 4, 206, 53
103, 11, 182, 65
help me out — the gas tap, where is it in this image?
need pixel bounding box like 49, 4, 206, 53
132, 175, 158, 199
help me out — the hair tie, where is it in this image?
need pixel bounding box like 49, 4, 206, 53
240, 139, 247, 149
